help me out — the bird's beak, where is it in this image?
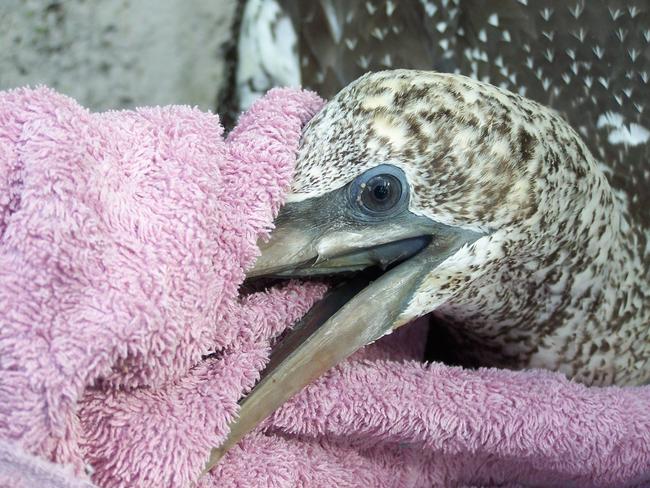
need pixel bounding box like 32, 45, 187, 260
201, 201, 483, 475
246, 198, 437, 278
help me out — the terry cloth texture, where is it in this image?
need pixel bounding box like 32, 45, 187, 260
0, 86, 325, 486
0, 86, 649, 488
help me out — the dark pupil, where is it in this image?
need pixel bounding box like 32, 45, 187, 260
373, 182, 390, 201
360, 174, 402, 213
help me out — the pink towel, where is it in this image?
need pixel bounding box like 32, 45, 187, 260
0, 86, 325, 486
1, 86, 649, 488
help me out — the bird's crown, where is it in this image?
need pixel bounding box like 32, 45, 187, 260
291, 69, 602, 234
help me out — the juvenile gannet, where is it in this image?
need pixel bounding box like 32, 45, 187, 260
204, 70, 649, 473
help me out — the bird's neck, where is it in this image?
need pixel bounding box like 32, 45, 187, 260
438, 172, 650, 386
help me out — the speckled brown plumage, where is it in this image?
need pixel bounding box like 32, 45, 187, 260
290, 70, 649, 386
238, 0, 650, 245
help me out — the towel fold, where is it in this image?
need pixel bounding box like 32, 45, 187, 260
0, 86, 325, 486
0, 86, 649, 488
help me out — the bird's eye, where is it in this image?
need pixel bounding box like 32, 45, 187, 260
360, 174, 402, 213
349, 164, 408, 218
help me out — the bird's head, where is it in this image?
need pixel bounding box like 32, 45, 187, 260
250, 69, 593, 330
288, 69, 542, 231
204, 70, 601, 471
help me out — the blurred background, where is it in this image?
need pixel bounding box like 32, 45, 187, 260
0, 0, 241, 116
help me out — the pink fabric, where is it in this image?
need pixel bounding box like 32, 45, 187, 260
0, 439, 94, 488
1, 87, 649, 488
0, 86, 325, 486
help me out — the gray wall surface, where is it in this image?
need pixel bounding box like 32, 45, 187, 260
0, 0, 238, 112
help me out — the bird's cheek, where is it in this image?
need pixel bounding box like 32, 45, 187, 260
401, 249, 490, 321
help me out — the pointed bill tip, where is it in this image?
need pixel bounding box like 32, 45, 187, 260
202, 255, 430, 476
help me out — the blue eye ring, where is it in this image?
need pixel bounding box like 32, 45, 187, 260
348, 164, 409, 218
